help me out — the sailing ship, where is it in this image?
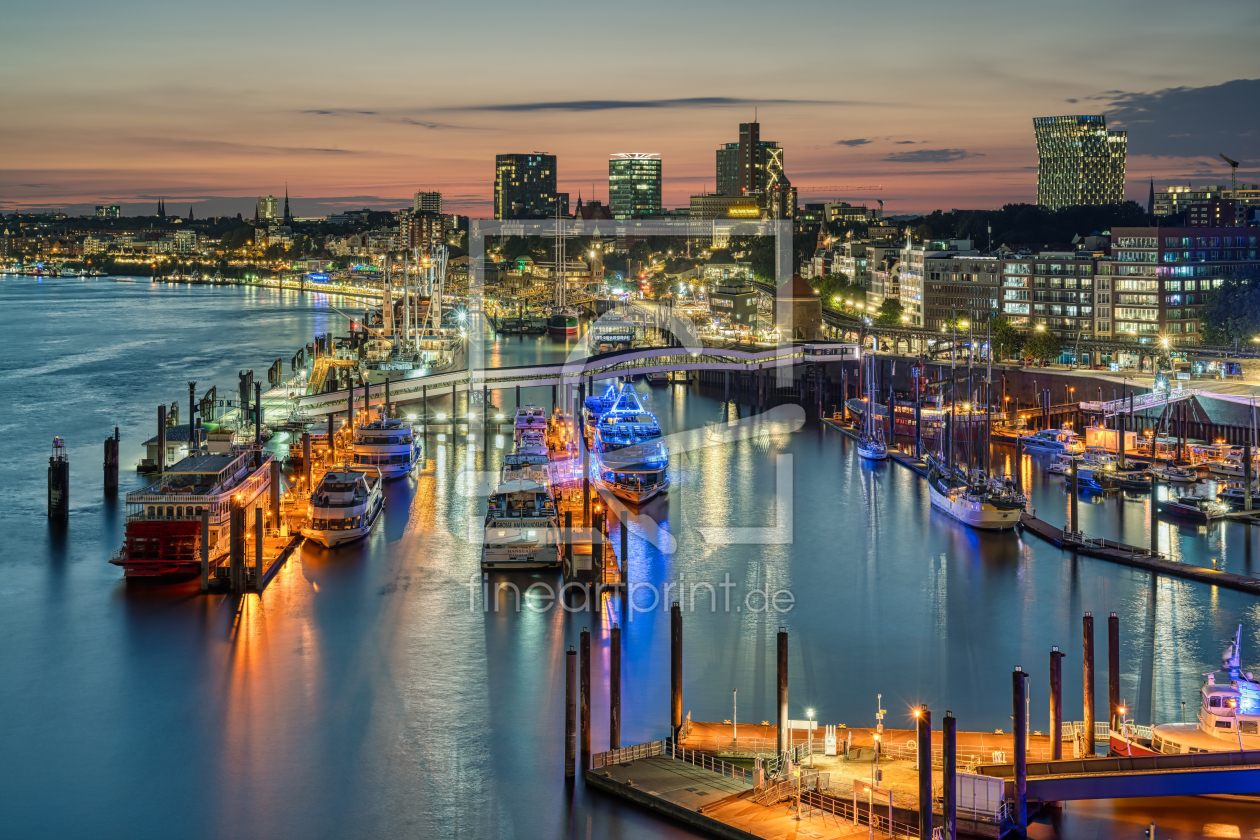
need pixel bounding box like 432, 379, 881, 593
925, 455, 1025, 530
857, 352, 888, 460
547, 208, 580, 335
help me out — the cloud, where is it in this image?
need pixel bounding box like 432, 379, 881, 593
445, 97, 838, 112
836, 138, 870, 146
301, 109, 377, 116
1065, 98, 1079, 104
894, 140, 916, 145
1101, 78, 1260, 160
883, 149, 981, 163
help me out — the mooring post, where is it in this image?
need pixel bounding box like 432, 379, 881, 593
157, 404, 166, 474
254, 381, 262, 468
451, 380, 456, 422
1051, 646, 1064, 760
270, 460, 281, 528
302, 432, 311, 491
200, 509, 210, 592
943, 711, 957, 840
103, 427, 119, 493
776, 625, 788, 756
1150, 473, 1159, 555
917, 706, 931, 840
515, 384, 520, 412
1083, 612, 1096, 756
1246, 442, 1253, 513
385, 376, 391, 419
1108, 612, 1120, 730
229, 499, 242, 593
254, 506, 263, 589
565, 645, 577, 778
619, 510, 628, 586
671, 601, 683, 741
552, 384, 557, 412
580, 627, 591, 768
610, 624, 621, 750
564, 510, 572, 573
350, 378, 356, 427
328, 412, 336, 462
188, 381, 198, 452
1069, 456, 1079, 536
1013, 667, 1028, 832
1117, 412, 1126, 470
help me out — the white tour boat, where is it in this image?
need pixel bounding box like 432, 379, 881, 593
302, 467, 384, 547
352, 417, 419, 479
481, 478, 561, 570
1111, 626, 1260, 756
589, 383, 670, 503
514, 405, 548, 443
1018, 428, 1084, 454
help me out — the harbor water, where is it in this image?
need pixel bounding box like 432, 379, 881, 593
4, 276, 1260, 839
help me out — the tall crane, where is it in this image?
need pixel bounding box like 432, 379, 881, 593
1221, 153, 1240, 193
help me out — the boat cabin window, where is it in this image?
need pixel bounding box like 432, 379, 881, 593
1216, 720, 1233, 729
176, 507, 183, 518
1210, 696, 1223, 707
1242, 721, 1258, 734
167, 506, 175, 517
147, 506, 155, 517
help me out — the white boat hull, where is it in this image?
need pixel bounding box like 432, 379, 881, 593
928, 482, 1021, 530
857, 444, 888, 460
302, 497, 383, 547
481, 544, 561, 570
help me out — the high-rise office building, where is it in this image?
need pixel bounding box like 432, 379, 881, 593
608, 154, 662, 219
257, 195, 279, 221
494, 154, 568, 219
710, 122, 794, 217
94, 205, 121, 219
414, 191, 442, 214
716, 143, 740, 196
1033, 115, 1127, 210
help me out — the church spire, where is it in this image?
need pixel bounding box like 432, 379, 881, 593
1147, 177, 1155, 216
283, 184, 291, 223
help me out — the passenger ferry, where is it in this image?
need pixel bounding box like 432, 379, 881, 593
1018, 428, 1084, 454
111, 432, 272, 578
925, 457, 1024, 530
1111, 626, 1260, 756
500, 451, 551, 487
352, 416, 419, 479
481, 479, 561, 569
302, 467, 384, 547
590, 383, 669, 503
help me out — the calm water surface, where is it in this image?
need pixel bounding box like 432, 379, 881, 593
3, 276, 1260, 839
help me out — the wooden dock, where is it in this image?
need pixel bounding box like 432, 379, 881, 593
1017, 512, 1260, 594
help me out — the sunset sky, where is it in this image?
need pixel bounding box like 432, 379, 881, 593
2, 0, 1257, 218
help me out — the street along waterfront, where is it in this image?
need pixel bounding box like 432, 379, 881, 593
4, 275, 1260, 839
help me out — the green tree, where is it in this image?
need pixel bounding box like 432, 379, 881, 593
1023, 330, 1061, 362
874, 297, 904, 325
1201, 268, 1260, 345
648, 273, 670, 299
991, 318, 1023, 360
220, 225, 253, 250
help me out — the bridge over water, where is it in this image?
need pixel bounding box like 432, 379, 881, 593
290, 341, 859, 417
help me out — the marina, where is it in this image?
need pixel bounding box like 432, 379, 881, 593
16, 276, 1260, 840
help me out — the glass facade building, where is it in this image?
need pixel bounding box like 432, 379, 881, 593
494, 154, 568, 219
1033, 115, 1127, 210
608, 154, 662, 219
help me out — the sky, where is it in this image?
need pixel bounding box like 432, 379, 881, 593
1, 0, 1258, 218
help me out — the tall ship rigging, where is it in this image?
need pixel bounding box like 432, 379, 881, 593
547, 209, 579, 335
857, 351, 888, 460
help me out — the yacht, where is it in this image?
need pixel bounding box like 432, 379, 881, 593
1156, 493, 1230, 523
1019, 428, 1084, 454
351, 417, 419, 479
1210, 449, 1247, 478
1047, 454, 1073, 475
302, 467, 384, 547
481, 479, 562, 569
1217, 481, 1260, 510
514, 405, 548, 443
1111, 627, 1260, 756
856, 353, 888, 460
926, 457, 1024, 530
501, 452, 551, 487
590, 383, 669, 503
1082, 446, 1119, 471
1149, 465, 1199, 484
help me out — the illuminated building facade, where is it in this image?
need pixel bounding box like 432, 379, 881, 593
494, 154, 568, 219
608, 154, 662, 219
414, 191, 442, 214
1033, 115, 1127, 209
256, 195, 279, 221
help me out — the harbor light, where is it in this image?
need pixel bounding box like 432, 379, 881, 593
467, 412, 474, 420
495, 413, 505, 420
407, 413, 417, 421
436, 413, 446, 421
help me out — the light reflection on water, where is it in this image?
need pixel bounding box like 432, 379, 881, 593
2, 278, 1260, 838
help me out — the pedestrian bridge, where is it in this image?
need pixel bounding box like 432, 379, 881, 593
290, 342, 859, 416
979, 748, 1260, 800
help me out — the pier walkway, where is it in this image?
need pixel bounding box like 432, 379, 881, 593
979, 749, 1260, 801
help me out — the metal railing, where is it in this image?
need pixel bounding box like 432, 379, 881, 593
590, 740, 665, 769
793, 789, 919, 838
666, 741, 750, 784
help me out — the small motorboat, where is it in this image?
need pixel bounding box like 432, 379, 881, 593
1156, 493, 1230, 522
1114, 471, 1153, 492
1149, 466, 1198, 484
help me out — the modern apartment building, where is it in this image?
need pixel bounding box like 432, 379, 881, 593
922, 255, 1000, 331
256, 195, 279, 221
493, 154, 568, 219
414, 191, 442, 214
94, 205, 120, 219
1033, 115, 1127, 209
998, 253, 1097, 340
897, 238, 976, 326
608, 154, 662, 218
1096, 226, 1260, 344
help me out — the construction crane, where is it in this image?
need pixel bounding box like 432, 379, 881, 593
1220, 153, 1240, 192
797, 185, 883, 192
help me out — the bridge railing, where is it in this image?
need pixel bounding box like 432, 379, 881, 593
590, 740, 665, 769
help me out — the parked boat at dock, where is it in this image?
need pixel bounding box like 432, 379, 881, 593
1018, 428, 1084, 454
925, 457, 1024, 530
481, 478, 561, 569
857, 354, 888, 461
111, 434, 273, 578
1156, 493, 1230, 522
302, 467, 384, 547
589, 383, 669, 503
514, 405, 548, 443
351, 417, 419, 479
1149, 465, 1199, 484
1111, 626, 1260, 756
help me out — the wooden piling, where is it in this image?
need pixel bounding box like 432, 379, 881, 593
1083, 612, 1096, 756
103, 427, 120, 493
1050, 646, 1064, 760
776, 626, 788, 756
229, 500, 243, 592
200, 509, 210, 592
917, 706, 931, 840
1117, 412, 1126, 470
943, 711, 957, 840
254, 507, 263, 588
580, 627, 591, 767
620, 510, 628, 586
565, 645, 577, 778
157, 404, 166, 474
1013, 667, 1028, 831
564, 510, 572, 572
188, 381, 198, 452
1108, 612, 1120, 730
302, 432, 311, 490
270, 460, 281, 528
1069, 456, 1079, 534
610, 624, 621, 750
1247, 443, 1253, 513
1150, 473, 1159, 555
254, 381, 262, 467
671, 601, 683, 740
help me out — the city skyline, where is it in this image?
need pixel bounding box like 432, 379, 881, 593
1, 0, 1257, 217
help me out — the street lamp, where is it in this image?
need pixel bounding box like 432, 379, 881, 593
806, 708, 815, 766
